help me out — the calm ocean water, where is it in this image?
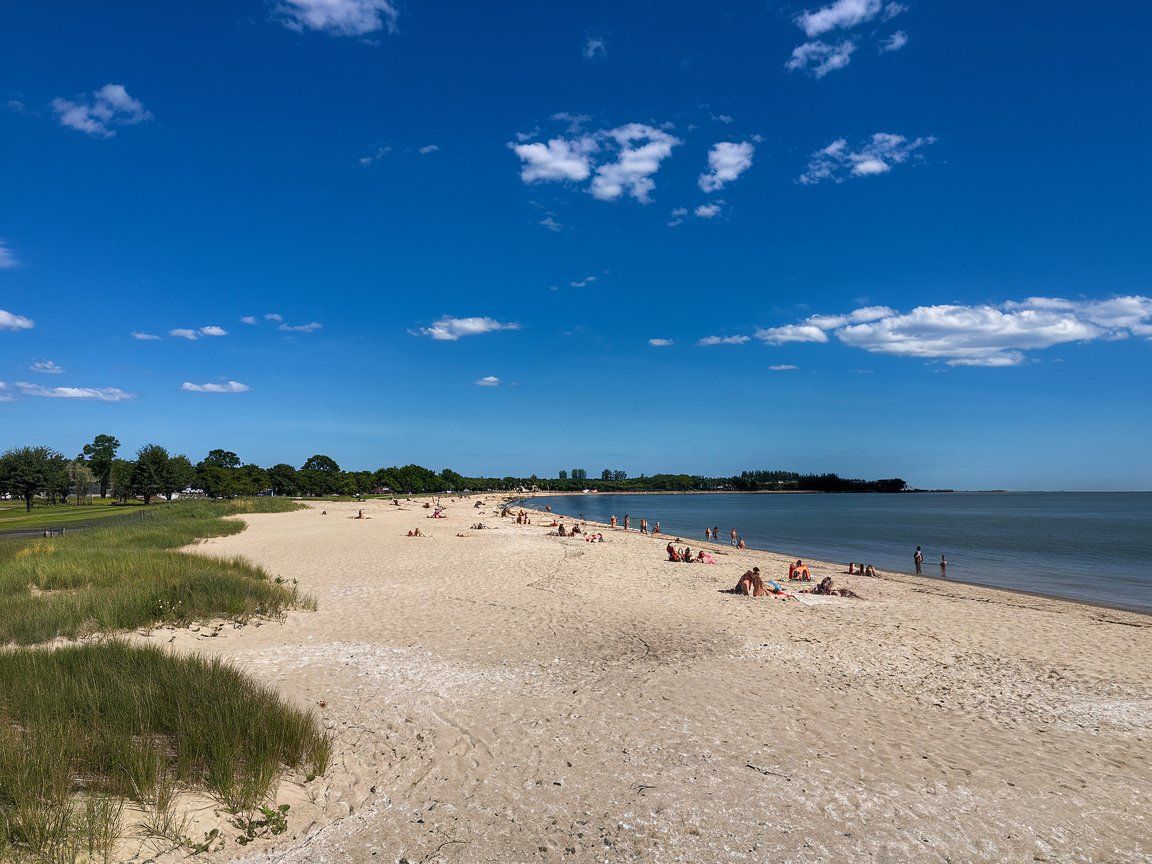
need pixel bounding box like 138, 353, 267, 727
526, 492, 1152, 614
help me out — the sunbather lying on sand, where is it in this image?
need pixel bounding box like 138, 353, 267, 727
810, 576, 861, 598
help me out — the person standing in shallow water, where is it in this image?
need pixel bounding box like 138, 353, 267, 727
940, 555, 947, 577
914, 545, 924, 575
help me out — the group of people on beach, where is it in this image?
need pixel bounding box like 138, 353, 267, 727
913, 545, 947, 577
666, 542, 716, 564
704, 527, 745, 548
608, 514, 661, 535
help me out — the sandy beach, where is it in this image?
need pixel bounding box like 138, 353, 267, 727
141, 496, 1152, 863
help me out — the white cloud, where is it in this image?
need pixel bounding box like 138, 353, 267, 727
416, 316, 521, 341
16, 382, 134, 402
695, 202, 723, 219
170, 325, 227, 340
591, 124, 681, 203
785, 40, 856, 78
799, 133, 934, 185
583, 36, 607, 60
648, 338, 674, 347
0, 309, 34, 331
804, 305, 896, 329
879, 30, 909, 52
0, 241, 17, 269
699, 141, 755, 192
359, 145, 390, 166
796, 0, 884, 37
755, 324, 830, 345
52, 84, 151, 138
30, 360, 64, 375
668, 207, 688, 227
539, 215, 562, 232
418, 144, 440, 154
753, 296, 1152, 367
241, 315, 258, 325
571, 276, 598, 288
275, 0, 398, 36
474, 376, 501, 387
698, 334, 751, 346
510, 137, 598, 182
511, 122, 680, 204
769, 364, 799, 371
264, 313, 284, 322
181, 380, 251, 393
279, 321, 322, 333
131, 331, 161, 340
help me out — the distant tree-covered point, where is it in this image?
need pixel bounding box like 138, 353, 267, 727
0, 435, 907, 508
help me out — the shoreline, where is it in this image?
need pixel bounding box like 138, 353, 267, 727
521, 494, 1152, 618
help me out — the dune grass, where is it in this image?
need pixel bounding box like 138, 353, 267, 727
0, 641, 330, 862
0, 498, 329, 862
0, 498, 309, 645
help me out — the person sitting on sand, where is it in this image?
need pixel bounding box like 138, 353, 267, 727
698, 550, 716, 564
864, 564, 879, 578
640, 518, 648, 535
653, 521, 660, 535
667, 543, 681, 562
571, 524, 582, 535
789, 560, 811, 581
737, 537, 746, 550
558, 524, 567, 537
847, 562, 857, 574
681, 546, 692, 562
731, 567, 769, 596
407, 527, 423, 537
610, 515, 618, 529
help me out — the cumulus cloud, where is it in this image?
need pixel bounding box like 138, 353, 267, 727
668, 207, 689, 227
131, 331, 161, 340
591, 124, 681, 202
510, 136, 598, 182
279, 321, 323, 333
416, 316, 521, 341
796, 0, 884, 37
755, 324, 830, 345
799, 133, 934, 185
0, 309, 34, 331
0, 241, 17, 269
241, 315, 258, 325
699, 141, 755, 192
181, 380, 251, 393
275, 0, 398, 36
52, 84, 151, 138
474, 376, 501, 387
16, 382, 134, 402
698, 334, 751, 346
752, 296, 1152, 366
769, 364, 799, 371
583, 36, 607, 60
169, 326, 228, 340
785, 40, 856, 78
804, 306, 896, 329
30, 360, 64, 374
648, 338, 674, 347
264, 313, 284, 322
880, 30, 909, 52
539, 215, 562, 232
511, 122, 681, 204
694, 202, 723, 219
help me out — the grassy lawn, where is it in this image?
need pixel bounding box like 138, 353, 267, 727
0, 498, 329, 862
0, 497, 141, 533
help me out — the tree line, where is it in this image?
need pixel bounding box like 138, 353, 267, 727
0, 434, 907, 511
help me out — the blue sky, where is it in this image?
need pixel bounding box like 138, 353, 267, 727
2, 0, 1150, 490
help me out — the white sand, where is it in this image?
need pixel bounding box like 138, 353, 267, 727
140, 497, 1152, 863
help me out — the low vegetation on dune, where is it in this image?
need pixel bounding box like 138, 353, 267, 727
0, 641, 330, 862
0, 497, 328, 863
0, 497, 309, 645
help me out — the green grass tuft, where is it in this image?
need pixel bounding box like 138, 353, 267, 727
0, 498, 309, 645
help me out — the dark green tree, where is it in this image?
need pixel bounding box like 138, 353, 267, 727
0, 446, 66, 511
130, 444, 171, 505
165, 455, 196, 499
202, 449, 241, 469
82, 434, 120, 498
268, 463, 299, 496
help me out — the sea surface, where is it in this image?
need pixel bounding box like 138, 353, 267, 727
525, 492, 1152, 614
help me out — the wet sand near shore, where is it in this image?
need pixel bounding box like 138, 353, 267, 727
141, 496, 1152, 863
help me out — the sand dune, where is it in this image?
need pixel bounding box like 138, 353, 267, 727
147, 497, 1152, 863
